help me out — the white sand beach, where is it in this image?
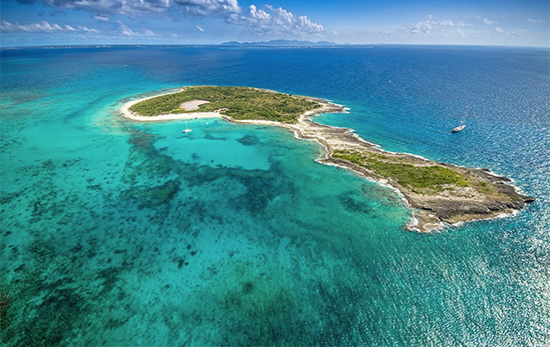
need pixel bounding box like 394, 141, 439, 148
120, 95, 221, 122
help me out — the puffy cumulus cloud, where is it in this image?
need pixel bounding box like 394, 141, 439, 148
231, 4, 324, 36
494, 27, 504, 34
175, 1, 323, 36
0, 19, 100, 33
408, 15, 436, 34
246, 4, 270, 23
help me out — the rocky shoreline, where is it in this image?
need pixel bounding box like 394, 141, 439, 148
290, 98, 534, 232
121, 90, 535, 232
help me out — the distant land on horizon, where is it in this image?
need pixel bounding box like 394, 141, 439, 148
221, 40, 338, 47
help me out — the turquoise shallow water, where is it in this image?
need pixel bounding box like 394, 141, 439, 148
1, 46, 549, 345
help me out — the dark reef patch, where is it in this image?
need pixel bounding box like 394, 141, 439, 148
339, 193, 374, 214
98, 267, 125, 294
1, 243, 89, 345
242, 281, 254, 294
237, 134, 259, 146
0, 291, 10, 331
204, 133, 229, 141
121, 179, 180, 209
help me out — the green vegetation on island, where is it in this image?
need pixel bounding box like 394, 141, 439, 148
332, 148, 528, 205
129, 86, 321, 123
332, 149, 496, 195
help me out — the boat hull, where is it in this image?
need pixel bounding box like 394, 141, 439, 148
452, 125, 466, 132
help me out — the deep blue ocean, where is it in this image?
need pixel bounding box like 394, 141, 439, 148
1, 45, 549, 346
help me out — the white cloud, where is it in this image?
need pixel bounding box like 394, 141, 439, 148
247, 4, 270, 22
493, 27, 528, 37
117, 20, 155, 36
528, 17, 546, 24
0, 19, 60, 32
403, 15, 471, 38
93, 14, 110, 22
469, 15, 497, 26
508, 29, 527, 36
174, 0, 240, 16
194, 24, 205, 32
407, 15, 439, 34
0, 19, 100, 33
173, 1, 324, 36
439, 20, 454, 27
35, 0, 171, 17
11, 0, 326, 37
79, 25, 100, 34
230, 4, 324, 36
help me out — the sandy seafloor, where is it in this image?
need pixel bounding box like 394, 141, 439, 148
1, 46, 549, 345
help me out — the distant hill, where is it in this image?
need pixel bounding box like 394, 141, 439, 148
221, 40, 337, 47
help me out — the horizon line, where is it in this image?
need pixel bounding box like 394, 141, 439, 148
2, 42, 549, 50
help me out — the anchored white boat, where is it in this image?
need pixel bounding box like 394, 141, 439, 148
452, 107, 469, 133
182, 120, 192, 133
452, 124, 466, 132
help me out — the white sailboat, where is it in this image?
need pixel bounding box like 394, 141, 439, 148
452, 107, 469, 133
452, 124, 466, 133
182, 120, 192, 133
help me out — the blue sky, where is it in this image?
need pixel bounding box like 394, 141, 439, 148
1, 0, 548, 47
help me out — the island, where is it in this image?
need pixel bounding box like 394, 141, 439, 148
120, 86, 535, 232
221, 40, 338, 47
